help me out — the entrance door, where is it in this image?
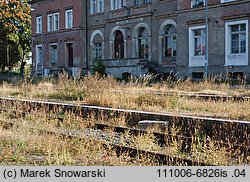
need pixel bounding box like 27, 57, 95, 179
66, 43, 73, 67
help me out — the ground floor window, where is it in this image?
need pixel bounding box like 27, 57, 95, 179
230, 24, 246, 54
50, 44, 58, 66
188, 25, 206, 67
193, 28, 205, 56
114, 30, 124, 59
36, 45, 43, 66
93, 43, 102, 60
164, 24, 177, 58
138, 27, 149, 59
225, 20, 248, 66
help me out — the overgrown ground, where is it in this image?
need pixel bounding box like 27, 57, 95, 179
0, 107, 248, 166
0, 74, 250, 120
0, 74, 250, 165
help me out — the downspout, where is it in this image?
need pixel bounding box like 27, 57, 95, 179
85, 0, 89, 75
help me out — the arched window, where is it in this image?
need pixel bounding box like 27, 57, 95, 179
138, 27, 149, 59
164, 25, 176, 58
114, 30, 124, 59
93, 33, 103, 60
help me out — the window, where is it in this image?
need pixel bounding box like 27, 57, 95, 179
90, 0, 104, 14
164, 25, 176, 58
36, 45, 43, 65
230, 24, 246, 54
193, 28, 205, 56
65, 9, 73, 29
225, 20, 248, 66
93, 43, 102, 60
114, 31, 124, 59
138, 27, 149, 59
47, 13, 59, 32
111, 0, 125, 10
191, 0, 204, 8
50, 44, 58, 65
221, 0, 235, 3
189, 25, 206, 67
135, 0, 151, 6
47, 14, 53, 32
54, 13, 59, 31
91, 0, 97, 14
36, 16, 42, 33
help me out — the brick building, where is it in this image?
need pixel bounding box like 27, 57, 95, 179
30, 0, 250, 80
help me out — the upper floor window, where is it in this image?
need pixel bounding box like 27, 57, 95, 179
90, 0, 104, 14
47, 12, 59, 32
135, 0, 151, 6
111, 0, 125, 10
36, 16, 42, 33
65, 9, 73, 29
221, 0, 236, 3
191, 0, 204, 8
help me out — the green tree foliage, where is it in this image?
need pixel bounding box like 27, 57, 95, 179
0, 0, 31, 74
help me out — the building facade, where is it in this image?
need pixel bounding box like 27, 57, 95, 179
30, 0, 250, 80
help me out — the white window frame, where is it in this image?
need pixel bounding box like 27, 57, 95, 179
36, 16, 42, 33
225, 20, 248, 66
53, 13, 59, 31
65, 9, 73, 29
189, 25, 206, 67
47, 14, 53, 32
90, 0, 104, 14
47, 13, 59, 32
221, 0, 235, 3
111, 0, 126, 10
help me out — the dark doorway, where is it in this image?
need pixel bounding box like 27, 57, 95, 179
114, 31, 124, 59
66, 43, 73, 67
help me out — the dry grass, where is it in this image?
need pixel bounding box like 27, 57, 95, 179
0, 74, 250, 120
1, 102, 249, 166
0, 74, 250, 165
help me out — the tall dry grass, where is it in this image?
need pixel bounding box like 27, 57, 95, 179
0, 74, 249, 120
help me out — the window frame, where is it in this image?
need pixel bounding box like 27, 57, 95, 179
137, 27, 149, 59
90, 0, 104, 14
36, 44, 43, 66
65, 9, 73, 29
111, 0, 125, 10
221, 0, 236, 3
163, 24, 177, 58
225, 20, 248, 66
191, 0, 205, 8
188, 25, 206, 67
36, 16, 42, 33
49, 43, 58, 65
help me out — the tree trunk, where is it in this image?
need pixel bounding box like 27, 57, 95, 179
20, 48, 26, 77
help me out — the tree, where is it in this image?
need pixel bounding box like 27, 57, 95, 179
0, 0, 31, 75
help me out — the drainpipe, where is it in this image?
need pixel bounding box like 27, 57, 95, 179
85, 0, 89, 75
204, 0, 208, 79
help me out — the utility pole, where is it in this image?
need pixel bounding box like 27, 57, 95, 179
204, 0, 208, 79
